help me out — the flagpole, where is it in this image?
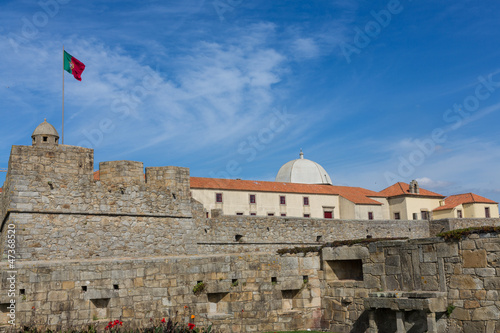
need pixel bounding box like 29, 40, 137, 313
62, 45, 65, 145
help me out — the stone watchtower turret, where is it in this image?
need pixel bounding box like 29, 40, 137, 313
31, 118, 59, 146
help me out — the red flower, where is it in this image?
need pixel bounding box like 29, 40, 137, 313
188, 323, 196, 330
119, 321, 123, 326
161, 318, 166, 323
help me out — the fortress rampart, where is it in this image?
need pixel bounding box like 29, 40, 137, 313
1, 141, 500, 332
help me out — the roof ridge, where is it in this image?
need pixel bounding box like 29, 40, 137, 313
397, 182, 405, 194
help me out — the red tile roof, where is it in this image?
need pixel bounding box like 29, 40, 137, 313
190, 177, 384, 205
379, 182, 444, 198
94, 170, 383, 205
433, 193, 498, 211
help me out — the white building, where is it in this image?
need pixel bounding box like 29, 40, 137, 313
190, 151, 499, 220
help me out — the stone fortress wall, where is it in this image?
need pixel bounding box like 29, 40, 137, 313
1, 142, 500, 332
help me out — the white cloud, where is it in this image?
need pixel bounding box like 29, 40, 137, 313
415, 177, 451, 189
292, 38, 319, 59
0, 23, 289, 159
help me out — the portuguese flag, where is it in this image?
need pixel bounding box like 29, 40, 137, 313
64, 51, 85, 81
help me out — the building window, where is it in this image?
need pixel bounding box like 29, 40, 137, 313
267, 213, 274, 216
485, 207, 491, 218
412, 213, 418, 220
368, 212, 373, 220
457, 210, 463, 218
249, 194, 256, 204
303, 214, 310, 218
324, 211, 333, 219
236, 212, 243, 216
215, 193, 223, 203
421, 211, 429, 220
394, 212, 400, 220
303, 197, 309, 206
280, 196, 286, 205
281, 213, 286, 217
250, 213, 256, 216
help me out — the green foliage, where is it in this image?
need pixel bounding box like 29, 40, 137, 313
231, 280, 238, 287
192, 281, 205, 295
446, 304, 456, 317
277, 237, 409, 255
437, 226, 500, 241
17, 321, 219, 333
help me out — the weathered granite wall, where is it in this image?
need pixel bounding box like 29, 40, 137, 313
321, 234, 500, 333
0, 252, 322, 332
2, 142, 500, 332
0, 145, 197, 260
196, 215, 430, 254
429, 218, 500, 236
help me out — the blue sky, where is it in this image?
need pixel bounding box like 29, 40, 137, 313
1, 0, 500, 205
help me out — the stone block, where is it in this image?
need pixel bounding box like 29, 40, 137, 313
322, 246, 369, 261
477, 239, 500, 252
475, 290, 487, 300
301, 257, 320, 270
48, 290, 68, 302
435, 243, 459, 258
461, 240, 476, 250
423, 251, 437, 262
448, 289, 459, 299
484, 277, 500, 290
420, 263, 437, 276
363, 263, 384, 275
450, 307, 470, 320
487, 290, 498, 301
385, 275, 400, 290
472, 305, 500, 320
463, 250, 487, 268
449, 275, 483, 290
279, 257, 299, 270
421, 276, 439, 291
206, 281, 231, 293
62, 281, 75, 290
84, 289, 114, 300
279, 277, 304, 291
476, 268, 496, 277
122, 307, 134, 318
463, 320, 485, 333
464, 300, 480, 309
364, 275, 381, 289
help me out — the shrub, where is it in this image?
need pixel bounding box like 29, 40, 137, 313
277, 237, 408, 255
437, 226, 500, 241
192, 281, 205, 295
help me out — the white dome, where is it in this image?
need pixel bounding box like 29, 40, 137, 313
275, 151, 332, 185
